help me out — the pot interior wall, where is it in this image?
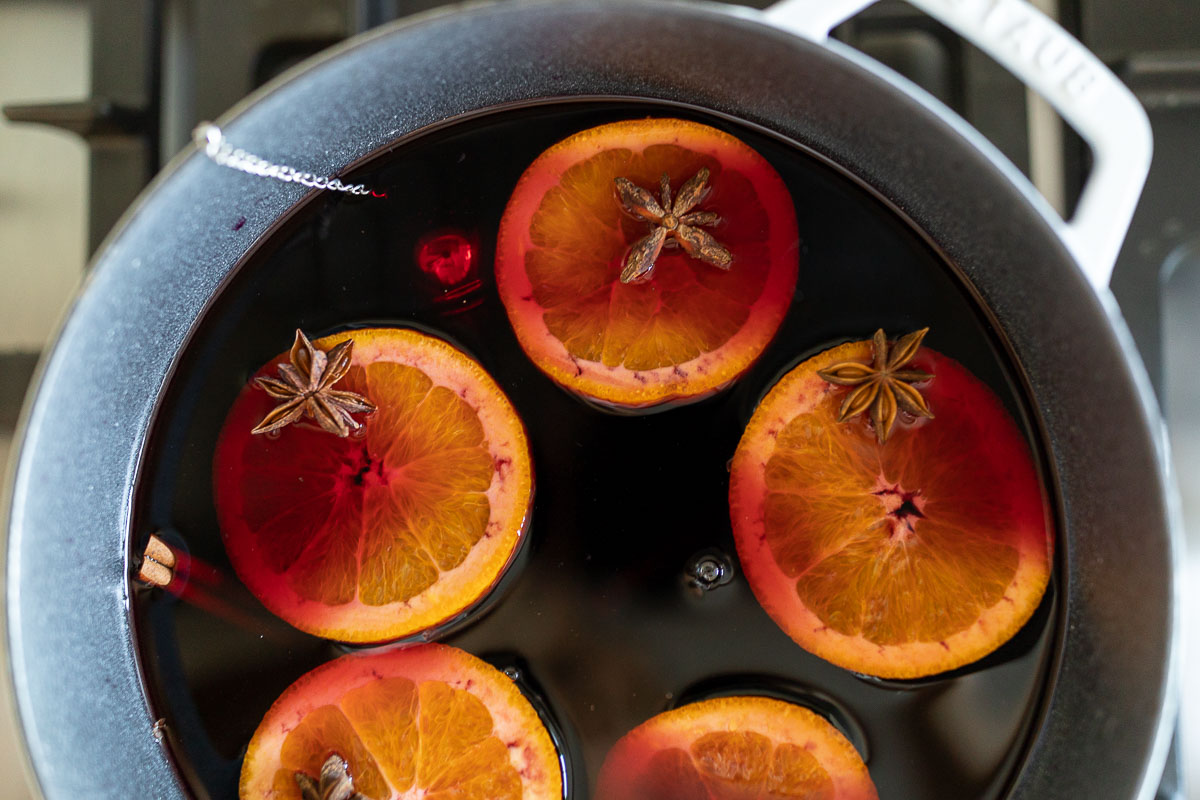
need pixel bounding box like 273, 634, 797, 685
131, 100, 1060, 799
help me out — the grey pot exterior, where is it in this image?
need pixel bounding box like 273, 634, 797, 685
3, 2, 1177, 798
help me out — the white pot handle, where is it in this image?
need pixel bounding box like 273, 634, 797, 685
762, 0, 1152, 292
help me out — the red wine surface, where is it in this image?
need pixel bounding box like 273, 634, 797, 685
132, 102, 1057, 800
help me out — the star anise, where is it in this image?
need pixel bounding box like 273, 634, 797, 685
817, 328, 935, 444
295, 754, 365, 800
251, 329, 376, 437
614, 167, 733, 284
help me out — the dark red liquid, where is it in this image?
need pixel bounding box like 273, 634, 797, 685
131, 101, 1058, 800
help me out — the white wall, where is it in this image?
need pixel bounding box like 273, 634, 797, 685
0, 1, 90, 353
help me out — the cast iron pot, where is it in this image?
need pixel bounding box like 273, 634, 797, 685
3, 0, 1180, 798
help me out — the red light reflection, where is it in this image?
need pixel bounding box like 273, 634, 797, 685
416, 231, 475, 285
163, 549, 287, 641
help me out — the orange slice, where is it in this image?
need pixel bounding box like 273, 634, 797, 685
240, 644, 562, 800
595, 696, 878, 800
729, 338, 1053, 678
495, 117, 799, 410
213, 328, 533, 643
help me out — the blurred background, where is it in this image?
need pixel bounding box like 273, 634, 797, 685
0, 0, 1196, 798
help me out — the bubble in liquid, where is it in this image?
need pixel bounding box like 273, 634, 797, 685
685, 550, 735, 593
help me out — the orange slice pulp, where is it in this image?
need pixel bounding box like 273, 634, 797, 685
240, 644, 562, 800
214, 328, 533, 643
495, 117, 799, 410
729, 338, 1053, 678
595, 696, 878, 800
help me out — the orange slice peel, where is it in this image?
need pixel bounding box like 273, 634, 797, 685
214, 327, 533, 643
240, 644, 562, 800
496, 117, 799, 410
595, 696, 878, 800
730, 337, 1053, 678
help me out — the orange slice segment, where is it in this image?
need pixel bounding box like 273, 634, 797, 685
496, 118, 799, 410
595, 696, 877, 800
729, 338, 1053, 678
214, 328, 533, 643
240, 644, 562, 800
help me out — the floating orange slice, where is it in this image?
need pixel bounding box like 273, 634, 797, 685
240, 644, 562, 800
496, 118, 799, 410
595, 696, 878, 800
214, 328, 533, 643
729, 337, 1053, 678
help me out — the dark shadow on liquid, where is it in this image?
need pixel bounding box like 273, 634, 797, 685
481, 652, 587, 800
673, 674, 873, 762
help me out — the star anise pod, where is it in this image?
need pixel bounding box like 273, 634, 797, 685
817, 328, 935, 444
295, 754, 365, 800
614, 167, 733, 284
252, 329, 376, 437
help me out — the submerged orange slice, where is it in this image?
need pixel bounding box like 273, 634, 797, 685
496, 118, 799, 410
214, 328, 533, 643
729, 338, 1053, 678
240, 644, 562, 800
595, 696, 878, 800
